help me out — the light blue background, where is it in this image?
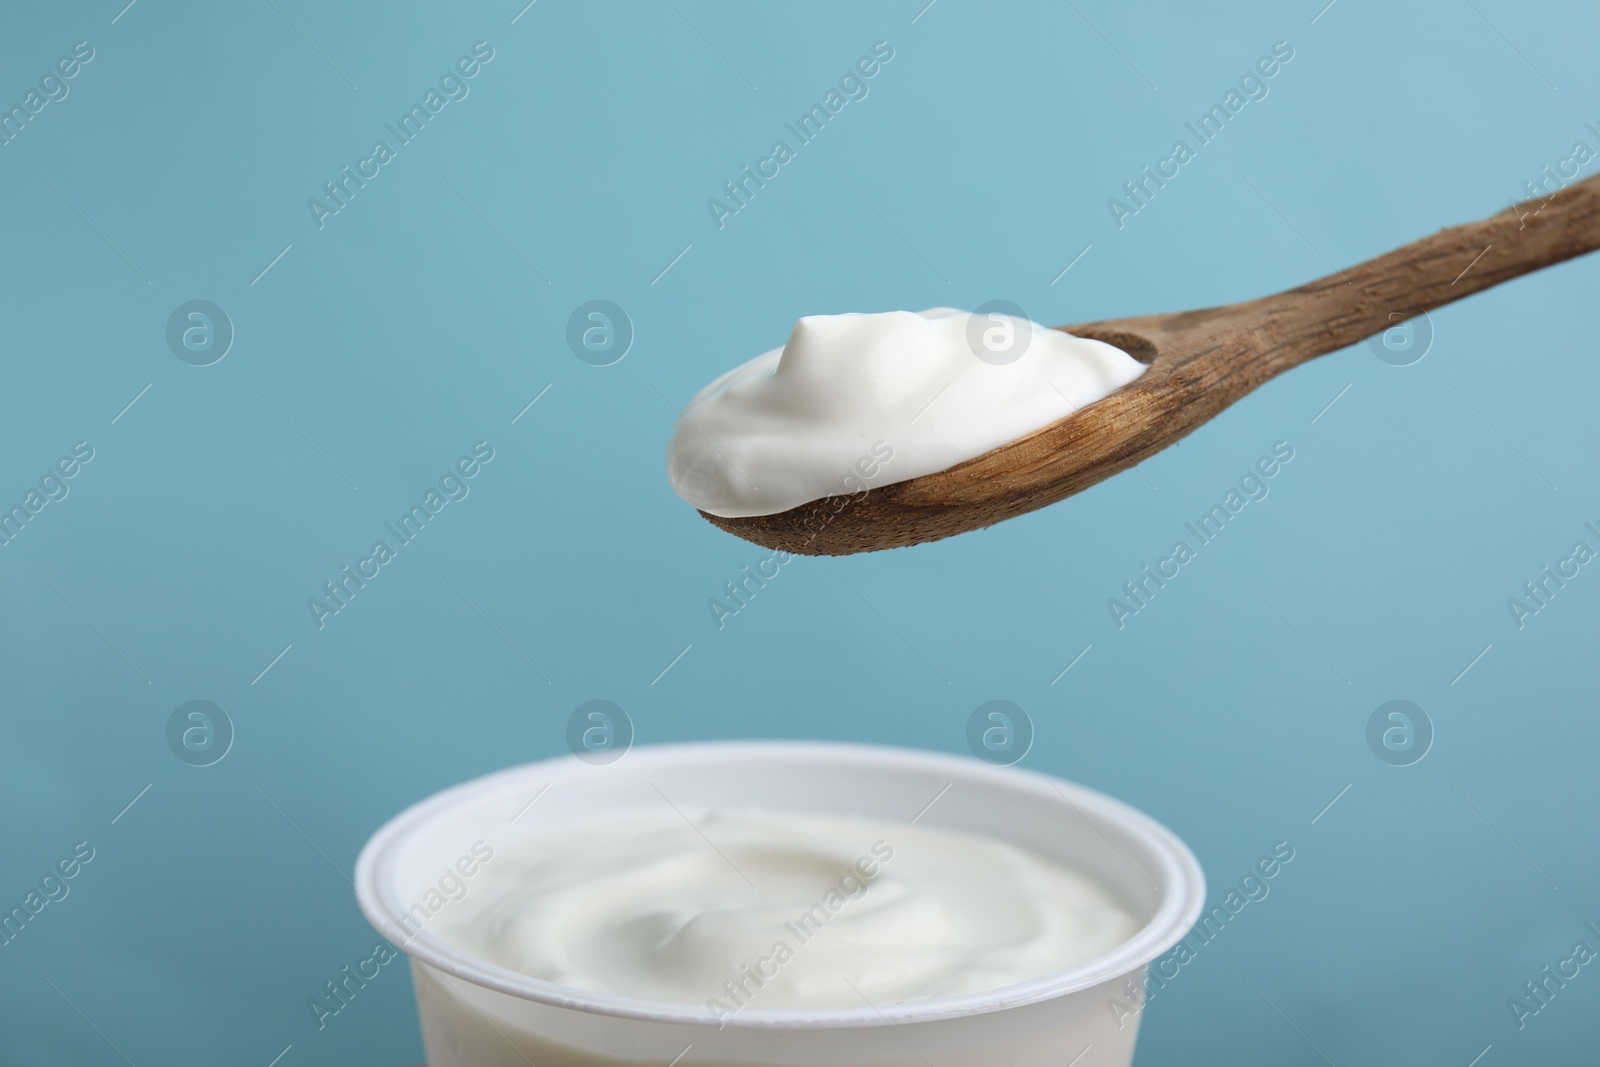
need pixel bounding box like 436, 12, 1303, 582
2, 1, 1597, 1064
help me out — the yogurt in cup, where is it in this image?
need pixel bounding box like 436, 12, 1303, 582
355, 741, 1204, 1066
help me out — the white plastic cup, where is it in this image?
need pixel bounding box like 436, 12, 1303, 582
355, 741, 1204, 1066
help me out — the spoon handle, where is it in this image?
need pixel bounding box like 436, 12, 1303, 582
1253, 173, 1600, 371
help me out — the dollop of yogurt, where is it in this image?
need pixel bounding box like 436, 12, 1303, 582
666, 308, 1147, 518
431, 808, 1137, 1011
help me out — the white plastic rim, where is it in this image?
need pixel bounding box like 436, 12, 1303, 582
355, 740, 1205, 1031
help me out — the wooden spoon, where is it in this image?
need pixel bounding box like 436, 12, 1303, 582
702, 175, 1600, 555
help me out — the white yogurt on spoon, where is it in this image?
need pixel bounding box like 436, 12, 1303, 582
666, 308, 1147, 518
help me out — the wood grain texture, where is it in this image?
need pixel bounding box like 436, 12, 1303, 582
706, 175, 1600, 555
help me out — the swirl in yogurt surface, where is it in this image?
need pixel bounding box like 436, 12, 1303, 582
431, 808, 1138, 1012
